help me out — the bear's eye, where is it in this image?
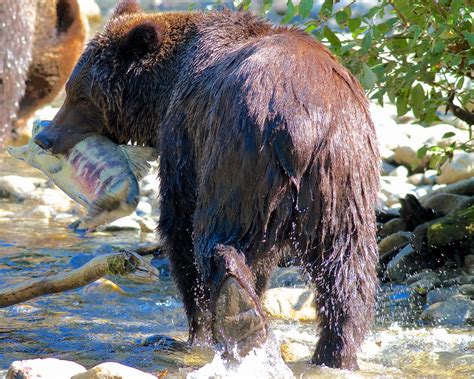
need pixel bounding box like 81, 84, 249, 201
78, 97, 90, 106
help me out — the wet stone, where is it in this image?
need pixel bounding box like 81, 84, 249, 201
420, 295, 474, 326
464, 255, 474, 275
407, 274, 441, 295
459, 284, 474, 298
7, 358, 86, 379
0, 175, 37, 201
262, 287, 316, 322
378, 218, 406, 239
71, 362, 155, 379
269, 266, 305, 288
280, 341, 311, 363
385, 245, 424, 282
426, 287, 460, 305
378, 231, 411, 255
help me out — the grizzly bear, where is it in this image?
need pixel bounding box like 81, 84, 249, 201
34, 0, 380, 370
0, 0, 87, 148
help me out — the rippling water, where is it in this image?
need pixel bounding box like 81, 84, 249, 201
0, 151, 473, 378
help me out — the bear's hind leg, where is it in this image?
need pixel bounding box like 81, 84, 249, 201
201, 244, 267, 357
301, 241, 377, 370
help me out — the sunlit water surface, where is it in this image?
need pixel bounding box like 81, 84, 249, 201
0, 151, 472, 378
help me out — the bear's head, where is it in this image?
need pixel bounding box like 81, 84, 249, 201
34, 0, 165, 154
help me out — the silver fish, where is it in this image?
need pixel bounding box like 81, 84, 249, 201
8, 120, 158, 231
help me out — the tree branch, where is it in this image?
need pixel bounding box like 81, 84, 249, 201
0, 250, 159, 308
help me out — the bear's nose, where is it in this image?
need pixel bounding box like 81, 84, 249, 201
34, 133, 54, 151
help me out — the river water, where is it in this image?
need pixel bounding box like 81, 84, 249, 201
0, 151, 473, 378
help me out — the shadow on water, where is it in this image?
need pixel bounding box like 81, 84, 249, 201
0, 150, 473, 378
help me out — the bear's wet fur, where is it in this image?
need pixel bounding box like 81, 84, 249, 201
35, 0, 380, 369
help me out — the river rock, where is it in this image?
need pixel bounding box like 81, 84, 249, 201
406, 271, 440, 295
430, 177, 474, 196
385, 245, 424, 282
135, 200, 152, 216
82, 278, 126, 295
437, 152, 474, 184
460, 284, 474, 298
420, 193, 474, 215
426, 286, 460, 305
71, 362, 155, 379
280, 341, 311, 363
423, 170, 438, 185
79, 0, 102, 23
382, 161, 397, 176
378, 218, 406, 239
262, 287, 316, 321
20, 205, 52, 221
102, 216, 141, 231
7, 358, 86, 379
269, 266, 305, 288
420, 295, 474, 326
389, 165, 409, 178
407, 173, 424, 186
371, 103, 410, 151
464, 255, 474, 275
0, 175, 37, 201
378, 231, 411, 255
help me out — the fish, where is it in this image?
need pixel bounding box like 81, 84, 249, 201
8, 120, 159, 232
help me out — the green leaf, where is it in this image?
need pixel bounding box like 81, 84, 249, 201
281, 0, 295, 24
432, 40, 445, 54
348, 17, 361, 33
361, 31, 372, 53
335, 10, 348, 26
361, 63, 377, 89
410, 83, 425, 118
417, 145, 428, 159
263, 0, 273, 12
442, 132, 456, 139
396, 88, 410, 116
299, 0, 314, 19
319, 0, 333, 18
456, 77, 465, 90
323, 26, 341, 47
463, 31, 474, 47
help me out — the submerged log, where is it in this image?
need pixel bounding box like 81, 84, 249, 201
0, 250, 159, 308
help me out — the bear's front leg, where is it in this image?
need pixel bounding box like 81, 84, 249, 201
198, 244, 267, 358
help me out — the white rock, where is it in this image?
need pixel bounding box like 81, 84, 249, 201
134, 216, 156, 233
20, 205, 52, 220
78, 0, 101, 23
423, 170, 438, 185
7, 358, 86, 379
280, 341, 311, 362
71, 362, 155, 379
437, 152, 474, 184
380, 177, 416, 198
103, 216, 141, 231
407, 173, 424, 186
0, 175, 37, 200
393, 144, 423, 168
262, 287, 316, 321
370, 103, 411, 151
135, 201, 152, 216
30, 188, 76, 212
389, 165, 409, 178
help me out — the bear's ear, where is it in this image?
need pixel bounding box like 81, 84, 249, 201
119, 22, 163, 59
112, 0, 141, 19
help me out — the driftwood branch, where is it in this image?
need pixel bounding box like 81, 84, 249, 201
446, 90, 474, 126
0, 250, 159, 308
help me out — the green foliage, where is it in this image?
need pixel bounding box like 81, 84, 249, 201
233, 0, 473, 170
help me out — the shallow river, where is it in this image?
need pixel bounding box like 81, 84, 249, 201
0, 151, 472, 378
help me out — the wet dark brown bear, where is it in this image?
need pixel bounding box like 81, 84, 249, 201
35, 0, 380, 369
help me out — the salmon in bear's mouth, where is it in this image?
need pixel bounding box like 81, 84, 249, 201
8, 120, 159, 232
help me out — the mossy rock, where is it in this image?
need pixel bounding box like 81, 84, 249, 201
427, 205, 474, 247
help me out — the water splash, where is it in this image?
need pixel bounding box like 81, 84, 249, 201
187, 333, 294, 379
